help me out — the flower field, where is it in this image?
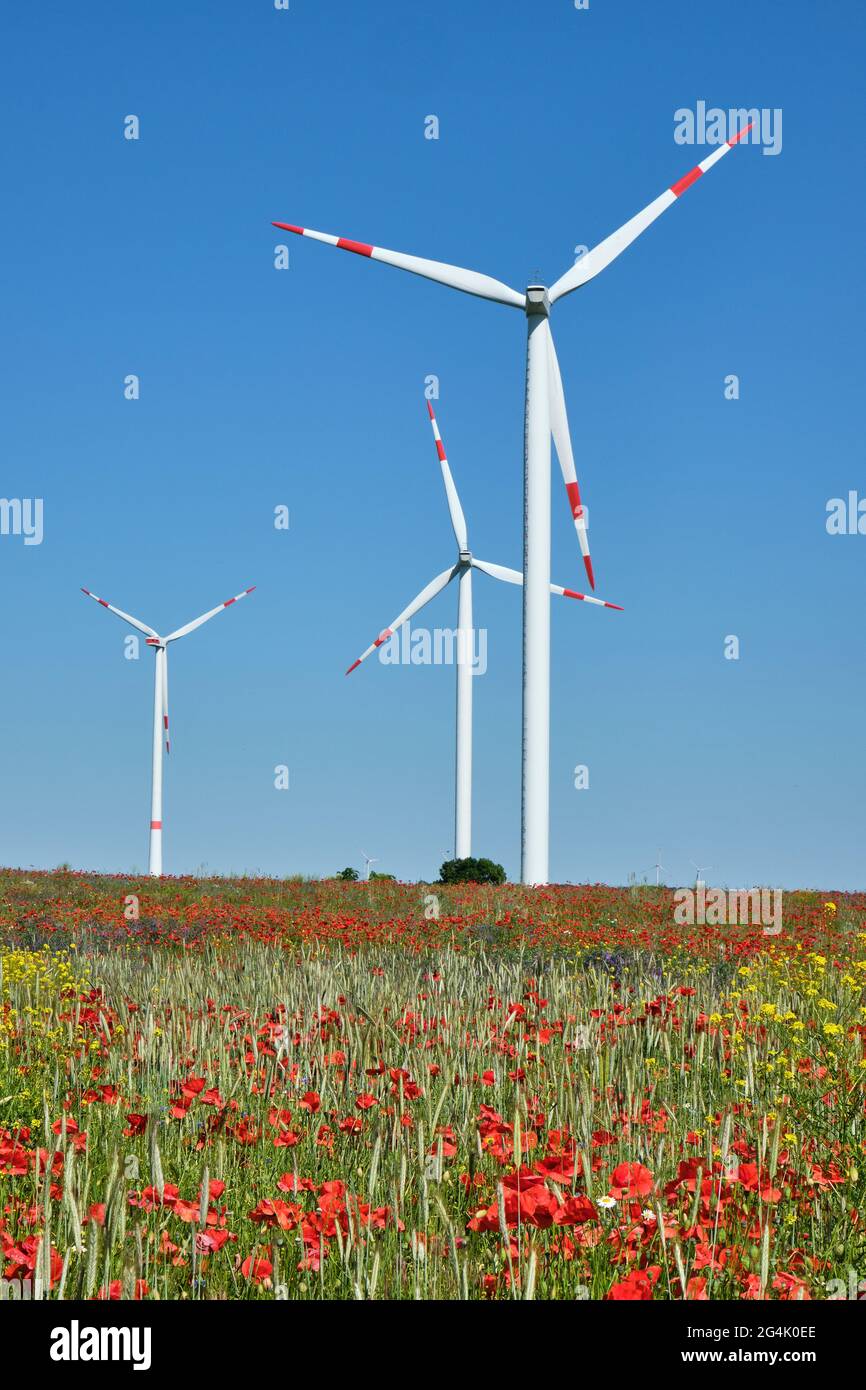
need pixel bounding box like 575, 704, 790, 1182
1, 869, 864, 1301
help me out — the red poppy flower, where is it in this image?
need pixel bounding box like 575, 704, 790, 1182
553, 1195, 597, 1226
609, 1162, 654, 1199
606, 1266, 660, 1300
196, 1229, 235, 1254
240, 1251, 273, 1285
248, 1199, 302, 1231
97, 1279, 148, 1300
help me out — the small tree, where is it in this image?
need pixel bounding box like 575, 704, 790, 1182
336, 867, 359, 881
439, 857, 506, 885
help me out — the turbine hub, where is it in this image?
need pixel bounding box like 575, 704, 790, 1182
525, 285, 550, 317
458, 549, 472, 566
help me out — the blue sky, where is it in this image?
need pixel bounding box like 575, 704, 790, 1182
1, 0, 864, 887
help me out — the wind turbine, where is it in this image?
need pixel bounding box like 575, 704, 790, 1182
654, 849, 665, 887
361, 851, 378, 881
690, 860, 713, 890
81, 585, 256, 876
345, 400, 621, 859
274, 123, 752, 884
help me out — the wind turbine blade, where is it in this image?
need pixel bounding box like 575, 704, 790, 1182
472, 558, 622, 609
345, 565, 458, 674
164, 586, 256, 642
547, 329, 594, 589
549, 581, 623, 610
426, 401, 468, 551
471, 558, 523, 587
161, 650, 170, 755
80, 588, 158, 639
548, 124, 754, 303
272, 222, 526, 309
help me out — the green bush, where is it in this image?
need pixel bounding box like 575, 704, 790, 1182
439, 856, 506, 885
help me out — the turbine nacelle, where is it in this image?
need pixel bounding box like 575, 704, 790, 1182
525, 286, 551, 317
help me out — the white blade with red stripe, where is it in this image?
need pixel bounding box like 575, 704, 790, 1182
164, 586, 256, 643
346, 565, 459, 675
272, 222, 526, 310
546, 327, 594, 589
80, 588, 159, 639
548, 124, 753, 304
161, 649, 171, 755
426, 400, 468, 551
548, 580, 623, 610
471, 557, 622, 609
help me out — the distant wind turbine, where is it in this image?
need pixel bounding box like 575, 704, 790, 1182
361, 851, 378, 881
690, 860, 713, 889
81, 585, 255, 876
654, 849, 665, 886
345, 400, 621, 860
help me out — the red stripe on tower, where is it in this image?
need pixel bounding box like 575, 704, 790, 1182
336, 238, 373, 257
670, 166, 703, 198
150, 820, 162, 830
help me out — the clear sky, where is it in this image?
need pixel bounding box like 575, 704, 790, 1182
1, 0, 864, 888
